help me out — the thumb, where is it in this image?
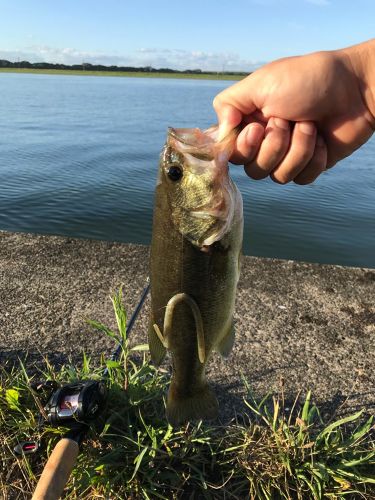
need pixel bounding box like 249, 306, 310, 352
214, 103, 243, 140
213, 75, 258, 139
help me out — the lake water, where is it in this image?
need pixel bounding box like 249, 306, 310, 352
0, 72, 374, 268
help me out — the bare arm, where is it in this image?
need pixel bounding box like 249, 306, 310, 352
213, 39, 375, 184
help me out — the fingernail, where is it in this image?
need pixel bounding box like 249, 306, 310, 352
246, 124, 264, 146
299, 122, 315, 135
273, 117, 289, 130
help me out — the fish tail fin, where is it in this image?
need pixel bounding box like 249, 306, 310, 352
148, 322, 167, 366
166, 382, 218, 427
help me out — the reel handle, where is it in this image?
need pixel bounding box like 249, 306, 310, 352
32, 438, 79, 500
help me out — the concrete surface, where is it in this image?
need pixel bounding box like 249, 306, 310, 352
0, 230, 374, 421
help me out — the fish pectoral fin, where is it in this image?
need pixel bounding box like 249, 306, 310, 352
148, 322, 167, 366
216, 322, 235, 358
164, 293, 206, 364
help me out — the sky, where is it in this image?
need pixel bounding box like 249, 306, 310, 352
1, 0, 374, 72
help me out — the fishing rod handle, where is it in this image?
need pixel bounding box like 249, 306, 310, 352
32, 438, 79, 500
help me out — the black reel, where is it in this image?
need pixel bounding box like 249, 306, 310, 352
45, 379, 107, 426
14, 379, 107, 456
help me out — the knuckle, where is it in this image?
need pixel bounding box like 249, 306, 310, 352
293, 161, 325, 185
326, 159, 337, 169
307, 151, 327, 173
276, 177, 290, 185
244, 163, 268, 180
229, 158, 243, 166
293, 176, 312, 185
252, 170, 269, 180
270, 172, 291, 185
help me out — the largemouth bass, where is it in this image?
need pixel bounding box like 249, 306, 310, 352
148, 125, 243, 426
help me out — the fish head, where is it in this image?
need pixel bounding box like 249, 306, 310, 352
158, 125, 240, 249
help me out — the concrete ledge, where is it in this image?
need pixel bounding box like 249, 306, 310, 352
1, 230, 374, 420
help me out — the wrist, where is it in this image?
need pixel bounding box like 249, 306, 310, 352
340, 39, 375, 123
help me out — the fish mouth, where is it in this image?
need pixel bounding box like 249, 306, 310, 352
168, 125, 238, 164
168, 125, 238, 146
168, 127, 196, 146
168, 127, 215, 147
168, 127, 216, 160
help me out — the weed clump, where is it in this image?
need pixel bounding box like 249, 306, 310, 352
1, 289, 374, 499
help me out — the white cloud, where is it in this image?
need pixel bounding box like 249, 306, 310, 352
135, 47, 263, 71
0, 45, 264, 72
0, 46, 125, 66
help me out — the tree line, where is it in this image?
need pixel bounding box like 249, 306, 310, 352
0, 59, 247, 75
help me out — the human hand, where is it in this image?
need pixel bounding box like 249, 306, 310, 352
213, 40, 375, 184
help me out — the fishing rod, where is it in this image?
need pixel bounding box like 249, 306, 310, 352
15, 283, 150, 500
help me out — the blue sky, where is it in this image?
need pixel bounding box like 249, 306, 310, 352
1, 0, 374, 71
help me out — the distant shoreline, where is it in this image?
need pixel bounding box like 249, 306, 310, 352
0, 68, 244, 81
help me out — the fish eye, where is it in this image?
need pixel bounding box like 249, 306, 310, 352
167, 165, 183, 181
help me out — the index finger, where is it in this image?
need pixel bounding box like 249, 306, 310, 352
213, 78, 258, 140
213, 102, 242, 141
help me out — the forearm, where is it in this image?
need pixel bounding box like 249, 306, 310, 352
341, 39, 375, 124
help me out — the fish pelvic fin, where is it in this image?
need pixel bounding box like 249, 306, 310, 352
164, 293, 206, 364
166, 382, 218, 427
148, 322, 167, 366
216, 322, 235, 358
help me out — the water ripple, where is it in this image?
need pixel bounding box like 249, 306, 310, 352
0, 73, 374, 267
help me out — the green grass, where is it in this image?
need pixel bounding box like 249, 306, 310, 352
0, 68, 244, 80
1, 289, 374, 499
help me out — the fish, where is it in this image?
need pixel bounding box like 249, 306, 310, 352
148, 125, 243, 426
